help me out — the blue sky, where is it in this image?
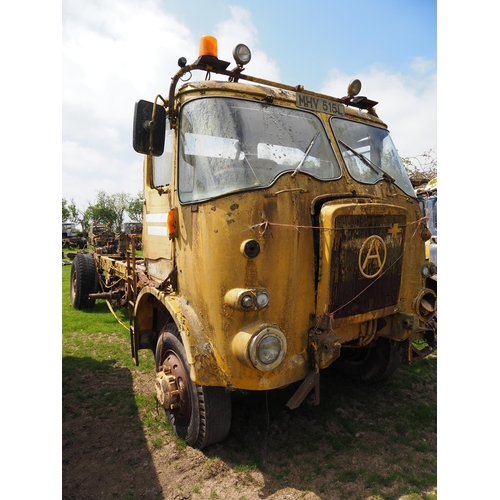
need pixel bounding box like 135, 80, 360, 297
168, 0, 437, 81
61, 0, 437, 210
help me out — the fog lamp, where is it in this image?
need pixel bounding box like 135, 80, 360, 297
254, 290, 270, 308
241, 295, 253, 308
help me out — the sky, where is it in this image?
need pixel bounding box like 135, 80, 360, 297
61, 0, 437, 211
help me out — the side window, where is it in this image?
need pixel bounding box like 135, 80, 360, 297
151, 126, 173, 188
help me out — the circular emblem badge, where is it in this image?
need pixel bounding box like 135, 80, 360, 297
358, 235, 387, 278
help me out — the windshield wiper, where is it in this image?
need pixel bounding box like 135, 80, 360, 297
291, 131, 320, 178
338, 139, 395, 183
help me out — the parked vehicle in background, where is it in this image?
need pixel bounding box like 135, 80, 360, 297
119, 222, 143, 251
70, 36, 437, 449
62, 223, 87, 249
122, 222, 143, 234
416, 178, 437, 267
88, 222, 115, 248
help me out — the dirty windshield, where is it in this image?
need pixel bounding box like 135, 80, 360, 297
178, 97, 341, 202
330, 118, 415, 197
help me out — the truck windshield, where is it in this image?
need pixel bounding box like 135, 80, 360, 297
330, 118, 415, 197
178, 97, 341, 202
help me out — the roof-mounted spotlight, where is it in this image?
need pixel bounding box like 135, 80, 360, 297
232, 43, 251, 66
347, 79, 362, 98
342, 78, 378, 111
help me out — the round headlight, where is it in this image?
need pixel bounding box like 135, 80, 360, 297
413, 288, 437, 321
257, 335, 281, 365
254, 290, 270, 308
233, 43, 252, 65
249, 327, 287, 371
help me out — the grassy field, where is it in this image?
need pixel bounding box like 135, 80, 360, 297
62, 260, 437, 500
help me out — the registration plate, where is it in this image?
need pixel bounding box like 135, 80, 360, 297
296, 92, 345, 117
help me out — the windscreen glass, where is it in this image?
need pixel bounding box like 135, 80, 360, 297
330, 117, 415, 197
178, 97, 341, 202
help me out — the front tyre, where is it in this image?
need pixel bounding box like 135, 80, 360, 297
155, 323, 231, 449
334, 337, 401, 382
70, 253, 98, 310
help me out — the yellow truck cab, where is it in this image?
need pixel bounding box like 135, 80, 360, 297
70, 36, 437, 449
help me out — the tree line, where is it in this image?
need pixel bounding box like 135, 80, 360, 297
62, 190, 143, 232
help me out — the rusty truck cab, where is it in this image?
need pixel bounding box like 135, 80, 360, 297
130, 36, 436, 448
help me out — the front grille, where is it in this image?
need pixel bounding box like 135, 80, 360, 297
328, 214, 405, 319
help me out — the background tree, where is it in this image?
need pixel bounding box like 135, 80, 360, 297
113, 192, 132, 231
62, 198, 71, 222
127, 192, 144, 222
82, 190, 133, 232
401, 149, 437, 186
63, 198, 85, 229
83, 190, 118, 230
63, 190, 146, 231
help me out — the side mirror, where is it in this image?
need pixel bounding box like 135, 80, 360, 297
133, 100, 166, 156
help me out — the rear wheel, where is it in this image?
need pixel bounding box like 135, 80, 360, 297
155, 323, 231, 449
70, 253, 98, 310
335, 338, 401, 382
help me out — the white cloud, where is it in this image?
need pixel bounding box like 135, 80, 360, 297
62, 0, 198, 208
62, 140, 143, 208
320, 59, 437, 160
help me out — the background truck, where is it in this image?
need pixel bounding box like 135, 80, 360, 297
62, 223, 87, 249
88, 222, 115, 248
416, 178, 437, 267
120, 222, 143, 250
70, 36, 437, 449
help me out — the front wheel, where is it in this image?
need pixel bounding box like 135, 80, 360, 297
334, 337, 401, 382
155, 323, 232, 449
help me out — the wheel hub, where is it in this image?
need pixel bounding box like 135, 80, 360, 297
155, 370, 179, 409
155, 350, 191, 424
